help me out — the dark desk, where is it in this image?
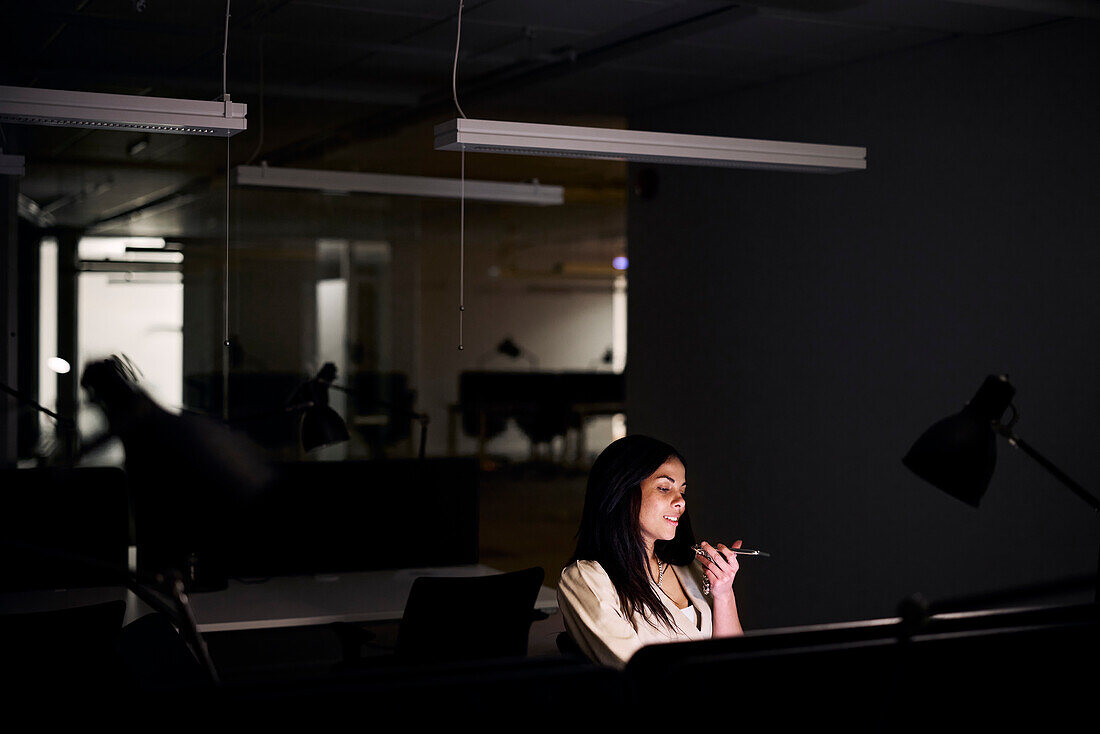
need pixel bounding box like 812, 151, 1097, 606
449, 370, 626, 462
188, 565, 558, 633
0, 565, 558, 634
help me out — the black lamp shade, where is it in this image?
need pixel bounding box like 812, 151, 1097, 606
902, 375, 1016, 507
301, 405, 350, 451
903, 410, 997, 506
497, 338, 521, 359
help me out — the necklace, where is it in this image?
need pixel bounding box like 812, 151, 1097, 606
656, 560, 666, 586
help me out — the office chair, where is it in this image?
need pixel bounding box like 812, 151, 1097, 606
555, 630, 585, 659
395, 566, 545, 663
115, 612, 212, 690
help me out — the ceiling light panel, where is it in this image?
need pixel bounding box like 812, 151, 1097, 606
435, 118, 866, 173
234, 165, 564, 206
0, 85, 247, 137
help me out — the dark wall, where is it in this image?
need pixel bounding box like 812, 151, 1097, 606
627, 20, 1100, 628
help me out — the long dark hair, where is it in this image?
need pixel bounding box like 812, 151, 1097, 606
568, 434, 698, 631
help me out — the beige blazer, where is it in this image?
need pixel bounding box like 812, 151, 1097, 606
557, 559, 712, 669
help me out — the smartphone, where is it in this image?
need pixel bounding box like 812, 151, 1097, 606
693, 544, 771, 559
728, 548, 770, 557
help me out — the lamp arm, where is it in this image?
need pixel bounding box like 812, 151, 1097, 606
994, 424, 1100, 513
994, 423, 1100, 604
1, 381, 68, 424
1, 537, 219, 685
327, 382, 428, 422
162, 573, 220, 685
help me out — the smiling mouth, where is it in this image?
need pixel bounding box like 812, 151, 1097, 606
664, 515, 680, 524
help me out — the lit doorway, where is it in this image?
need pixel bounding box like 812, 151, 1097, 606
39, 236, 183, 463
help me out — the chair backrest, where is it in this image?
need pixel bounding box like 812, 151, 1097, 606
556, 629, 585, 659
115, 612, 211, 690
395, 566, 545, 663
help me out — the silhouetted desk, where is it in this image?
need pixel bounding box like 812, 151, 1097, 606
449, 370, 627, 462
190, 565, 558, 632
0, 565, 559, 634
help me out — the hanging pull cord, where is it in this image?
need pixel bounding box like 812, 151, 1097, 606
453, 0, 467, 350
222, 0, 232, 420
459, 149, 465, 350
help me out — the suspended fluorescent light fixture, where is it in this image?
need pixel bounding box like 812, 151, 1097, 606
0, 85, 246, 137
434, 118, 866, 173
234, 164, 564, 205
0, 152, 24, 176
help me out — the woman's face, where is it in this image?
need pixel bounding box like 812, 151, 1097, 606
637, 456, 687, 551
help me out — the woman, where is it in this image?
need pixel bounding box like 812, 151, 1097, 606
557, 435, 744, 668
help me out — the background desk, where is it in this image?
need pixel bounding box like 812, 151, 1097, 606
189, 564, 558, 633
449, 370, 626, 463
0, 564, 558, 634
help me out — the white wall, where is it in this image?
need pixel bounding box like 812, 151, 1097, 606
416, 198, 626, 460
63, 237, 184, 464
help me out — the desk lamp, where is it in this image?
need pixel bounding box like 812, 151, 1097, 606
296, 363, 430, 459
298, 363, 350, 452
476, 337, 539, 369
903, 374, 1100, 600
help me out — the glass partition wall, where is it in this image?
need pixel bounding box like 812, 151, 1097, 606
16, 124, 627, 584
25, 147, 628, 468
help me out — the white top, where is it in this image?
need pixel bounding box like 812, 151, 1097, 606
679, 603, 699, 630
557, 559, 712, 669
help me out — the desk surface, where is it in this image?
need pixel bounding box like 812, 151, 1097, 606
0, 565, 559, 634
191, 564, 558, 632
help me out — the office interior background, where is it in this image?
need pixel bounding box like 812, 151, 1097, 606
2, 0, 1099, 682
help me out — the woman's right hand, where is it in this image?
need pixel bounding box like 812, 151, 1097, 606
694, 540, 741, 599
